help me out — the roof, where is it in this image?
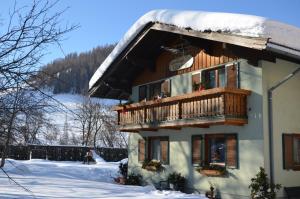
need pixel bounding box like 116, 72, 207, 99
89, 9, 300, 93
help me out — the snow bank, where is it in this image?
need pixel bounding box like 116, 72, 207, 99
120, 158, 128, 164
0, 159, 205, 198
89, 9, 300, 89
91, 150, 106, 163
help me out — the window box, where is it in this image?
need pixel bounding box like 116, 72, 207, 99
199, 169, 225, 177
197, 165, 227, 177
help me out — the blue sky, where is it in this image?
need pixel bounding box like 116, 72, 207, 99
1, 0, 300, 66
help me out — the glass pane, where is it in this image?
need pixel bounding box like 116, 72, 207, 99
208, 70, 216, 88
149, 82, 162, 100
151, 139, 161, 161
210, 138, 226, 166
139, 85, 147, 101
294, 137, 300, 164
218, 68, 225, 87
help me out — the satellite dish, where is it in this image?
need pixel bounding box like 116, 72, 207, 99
169, 55, 194, 72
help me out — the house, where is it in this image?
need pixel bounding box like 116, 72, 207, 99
89, 10, 300, 199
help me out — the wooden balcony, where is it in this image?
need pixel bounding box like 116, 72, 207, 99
114, 88, 251, 132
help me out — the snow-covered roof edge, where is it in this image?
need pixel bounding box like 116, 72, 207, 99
89, 9, 300, 89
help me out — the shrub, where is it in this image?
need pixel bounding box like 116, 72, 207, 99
167, 172, 186, 192
142, 159, 162, 171
119, 161, 128, 178
126, 173, 143, 186
249, 167, 281, 199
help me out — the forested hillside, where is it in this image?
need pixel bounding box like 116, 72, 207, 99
40, 44, 115, 94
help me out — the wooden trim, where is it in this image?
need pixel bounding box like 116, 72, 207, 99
151, 23, 268, 50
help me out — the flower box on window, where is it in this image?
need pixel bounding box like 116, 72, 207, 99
196, 164, 227, 177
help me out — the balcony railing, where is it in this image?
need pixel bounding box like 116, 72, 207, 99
114, 88, 251, 132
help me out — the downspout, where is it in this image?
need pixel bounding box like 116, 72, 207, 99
267, 66, 300, 184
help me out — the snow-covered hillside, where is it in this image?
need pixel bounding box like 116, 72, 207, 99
0, 159, 205, 198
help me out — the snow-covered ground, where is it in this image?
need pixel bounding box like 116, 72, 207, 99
0, 158, 205, 199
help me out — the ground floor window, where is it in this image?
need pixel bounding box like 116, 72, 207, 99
209, 136, 226, 166
138, 136, 169, 164
283, 134, 300, 170
192, 134, 238, 168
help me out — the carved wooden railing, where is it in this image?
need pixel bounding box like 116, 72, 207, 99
114, 88, 251, 131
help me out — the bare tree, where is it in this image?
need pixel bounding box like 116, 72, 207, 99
0, 0, 77, 168
43, 123, 59, 145
59, 115, 69, 145
74, 96, 128, 148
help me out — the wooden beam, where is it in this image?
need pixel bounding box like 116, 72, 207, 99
184, 124, 210, 128
160, 126, 181, 130
118, 118, 247, 132
151, 23, 268, 50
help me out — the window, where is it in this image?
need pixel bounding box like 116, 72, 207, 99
191, 134, 238, 168
200, 64, 238, 89
138, 137, 169, 164
138, 79, 171, 101
283, 134, 300, 170
209, 136, 226, 166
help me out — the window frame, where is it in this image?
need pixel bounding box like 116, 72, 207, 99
199, 62, 240, 90
191, 133, 238, 169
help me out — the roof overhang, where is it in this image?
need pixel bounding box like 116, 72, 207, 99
89, 22, 299, 100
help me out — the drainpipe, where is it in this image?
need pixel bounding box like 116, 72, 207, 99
268, 66, 300, 184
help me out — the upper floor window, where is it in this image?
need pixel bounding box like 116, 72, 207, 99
283, 134, 300, 170
193, 63, 239, 92
138, 79, 171, 101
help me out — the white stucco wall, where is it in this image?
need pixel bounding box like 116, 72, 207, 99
262, 58, 300, 198
128, 60, 265, 199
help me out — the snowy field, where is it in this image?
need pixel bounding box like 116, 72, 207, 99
0, 156, 205, 199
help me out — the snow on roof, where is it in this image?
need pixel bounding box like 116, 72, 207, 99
89, 10, 300, 89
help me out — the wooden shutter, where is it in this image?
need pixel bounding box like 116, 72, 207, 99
226, 135, 238, 168
160, 138, 169, 164
204, 135, 210, 165
283, 134, 294, 170
138, 139, 146, 162
161, 80, 171, 97
192, 135, 202, 165
226, 64, 237, 88
192, 73, 201, 91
